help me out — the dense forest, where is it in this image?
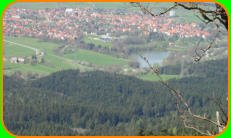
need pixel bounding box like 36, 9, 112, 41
3, 58, 228, 136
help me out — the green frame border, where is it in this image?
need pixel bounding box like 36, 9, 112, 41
0, 0, 230, 137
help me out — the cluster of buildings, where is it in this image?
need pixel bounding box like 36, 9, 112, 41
3, 7, 212, 42
7, 55, 44, 64
9, 57, 25, 63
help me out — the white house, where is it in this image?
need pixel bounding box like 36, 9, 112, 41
65, 8, 74, 14
169, 10, 176, 17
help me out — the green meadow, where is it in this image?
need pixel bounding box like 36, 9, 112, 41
3, 37, 90, 75
64, 48, 127, 66
3, 37, 179, 83
3, 61, 56, 75
137, 73, 178, 82
3, 41, 35, 58
3, 37, 128, 76
84, 35, 112, 48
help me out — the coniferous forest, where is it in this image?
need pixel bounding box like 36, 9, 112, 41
3, 58, 228, 136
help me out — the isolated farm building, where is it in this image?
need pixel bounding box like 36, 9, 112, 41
65, 8, 74, 14
17, 58, 25, 63
100, 35, 112, 41
169, 10, 176, 17
12, 15, 20, 19
10, 57, 17, 63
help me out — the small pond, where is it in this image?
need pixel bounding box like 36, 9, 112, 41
131, 51, 169, 68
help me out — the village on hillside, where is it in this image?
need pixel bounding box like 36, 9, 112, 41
3, 7, 212, 42
3, 4, 227, 79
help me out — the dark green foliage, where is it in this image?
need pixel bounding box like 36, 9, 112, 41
160, 58, 228, 77
3, 58, 228, 136
3, 75, 24, 91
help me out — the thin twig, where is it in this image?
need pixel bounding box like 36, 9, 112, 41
207, 96, 228, 122
193, 24, 221, 62
139, 55, 225, 135
135, 2, 178, 17
134, 2, 227, 135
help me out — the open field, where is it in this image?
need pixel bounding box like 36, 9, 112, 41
63, 48, 127, 66
137, 73, 178, 82
3, 37, 177, 82
3, 61, 56, 75
3, 41, 35, 58
3, 37, 179, 82
127, 41, 164, 48
3, 37, 91, 75
3, 37, 128, 76
167, 46, 187, 51
84, 35, 112, 48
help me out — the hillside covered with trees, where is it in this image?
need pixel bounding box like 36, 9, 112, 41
3, 58, 228, 136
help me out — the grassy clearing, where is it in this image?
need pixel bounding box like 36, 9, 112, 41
64, 48, 127, 66
167, 46, 186, 51
3, 37, 127, 76
127, 41, 164, 48
4, 37, 60, 52
3, 61, 56, 74
3, 37, 90, 75
137, 73, 178, 82
3, 42, 35, 58
84, 35, 112, 48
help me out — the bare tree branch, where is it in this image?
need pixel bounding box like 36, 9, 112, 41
132, 2, 226, 62
193, 25, 221, 62
139, 55, 226, 135
132, 2, 178, 17
182, 115, 212, 136
131, 2, 228, 30
207, 96, 228, 123
133, 2, 228, 135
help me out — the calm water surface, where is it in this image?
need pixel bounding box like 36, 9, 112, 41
132, 51, 169, 68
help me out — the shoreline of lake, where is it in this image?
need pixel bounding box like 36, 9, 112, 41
130, 51, 169, 68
